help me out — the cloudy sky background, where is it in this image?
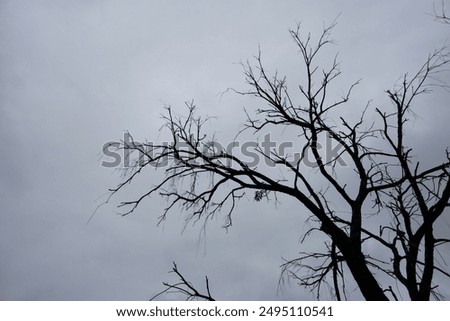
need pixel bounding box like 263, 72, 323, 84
1, 0, 450, 300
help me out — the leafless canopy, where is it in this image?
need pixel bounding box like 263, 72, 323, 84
108, 23, 450, 300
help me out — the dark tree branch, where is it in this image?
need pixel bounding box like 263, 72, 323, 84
150, 262, 215, 301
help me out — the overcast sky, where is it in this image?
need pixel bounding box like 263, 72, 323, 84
1, 0, 450, 300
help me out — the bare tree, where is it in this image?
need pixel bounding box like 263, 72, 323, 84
106, 22, 450, 300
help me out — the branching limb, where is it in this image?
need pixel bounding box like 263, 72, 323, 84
150, 262, 215, 301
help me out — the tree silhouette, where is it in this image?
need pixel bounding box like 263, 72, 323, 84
107, 22, 450, 300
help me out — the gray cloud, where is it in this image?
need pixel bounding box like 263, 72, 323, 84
1, 0, 449, 300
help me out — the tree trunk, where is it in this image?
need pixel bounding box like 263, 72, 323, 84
339, 243, 389, 300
